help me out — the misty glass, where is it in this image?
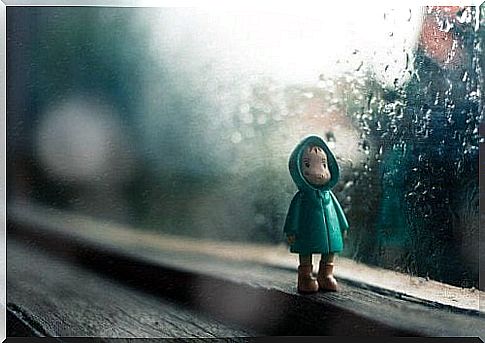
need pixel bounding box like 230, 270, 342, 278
7, 6, 483, 288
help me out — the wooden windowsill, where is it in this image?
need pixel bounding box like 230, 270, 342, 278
6, 202, 485, 338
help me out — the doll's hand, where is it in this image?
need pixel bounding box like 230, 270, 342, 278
287, 235, 296, 245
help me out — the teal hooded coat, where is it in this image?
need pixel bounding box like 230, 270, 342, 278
283, 135, 349, 255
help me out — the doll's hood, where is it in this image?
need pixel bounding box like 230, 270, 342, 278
288, 135, 340, 192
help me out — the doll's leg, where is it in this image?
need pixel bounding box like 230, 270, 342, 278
297, 254, 318, 293
317, 253, 338, 291
321, 253, 335, 263
299, 254, 312, 266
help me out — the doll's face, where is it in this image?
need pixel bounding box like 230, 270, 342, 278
301, 146, 331, 186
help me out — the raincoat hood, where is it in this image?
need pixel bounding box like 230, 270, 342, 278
289, 135, 340, 192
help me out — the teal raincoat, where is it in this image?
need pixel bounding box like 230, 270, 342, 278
283, 135, 349, 255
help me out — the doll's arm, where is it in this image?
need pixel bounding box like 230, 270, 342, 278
329, 191, 349, 231
283, 192, 301, 239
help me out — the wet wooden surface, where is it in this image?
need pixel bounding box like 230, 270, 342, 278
9, 204, 481, 312
8, 240, 254, 338
6, 205, 485, 338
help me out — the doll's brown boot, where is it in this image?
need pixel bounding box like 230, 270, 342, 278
317, 261, 338, 291
297, 265, 319, 293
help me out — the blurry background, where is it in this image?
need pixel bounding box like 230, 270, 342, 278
7, 5, 483, 288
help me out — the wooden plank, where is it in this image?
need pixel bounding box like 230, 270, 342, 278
6, 205, 485, 337
94, 248, 484, 337
7, 240, 255, 338
8, 203, 481, 313
8, 235, 410, 337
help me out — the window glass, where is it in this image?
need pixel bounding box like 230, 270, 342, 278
7, 6, 482, 288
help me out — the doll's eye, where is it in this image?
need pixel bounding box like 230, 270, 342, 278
304, 162, 310, 168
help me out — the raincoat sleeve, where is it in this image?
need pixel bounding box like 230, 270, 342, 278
329, 191, 349, 231
283, 192, 301, 236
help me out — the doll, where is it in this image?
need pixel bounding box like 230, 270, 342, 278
283, 135, 349, 293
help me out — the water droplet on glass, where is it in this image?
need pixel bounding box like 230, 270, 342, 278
344, 181, 354, 190
231, 131, 242, 144
325, 131, 336, 142
240, 103, 250, 114
257, 115, 267, 125
303, 92, 314, 99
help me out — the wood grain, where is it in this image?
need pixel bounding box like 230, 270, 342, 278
8, 203, 481, 312
8, 240, 254, 338
7, 205, 485, 338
